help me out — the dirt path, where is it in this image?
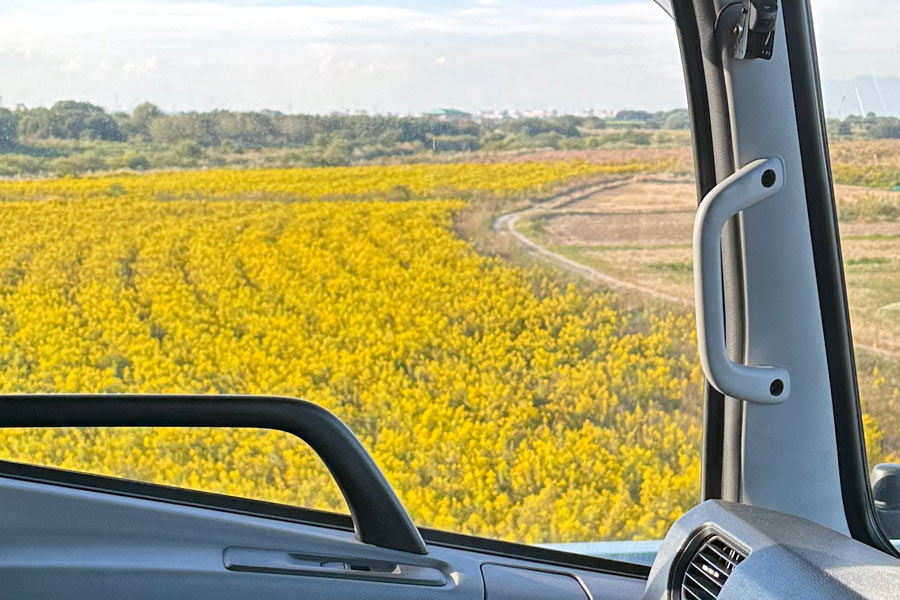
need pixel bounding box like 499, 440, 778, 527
493, 182, 691, 307
494, 183, 899, 360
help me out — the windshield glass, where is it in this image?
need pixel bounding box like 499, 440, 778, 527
0, 0, 695, 565
814, 1, 900, 545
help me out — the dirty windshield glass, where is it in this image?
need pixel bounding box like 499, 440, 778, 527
814, 1, 900, 541
0, 0, 697, 564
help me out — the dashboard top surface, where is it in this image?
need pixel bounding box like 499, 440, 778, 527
643, 500, 900, 600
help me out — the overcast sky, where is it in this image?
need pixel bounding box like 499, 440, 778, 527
0, 0, 894, 115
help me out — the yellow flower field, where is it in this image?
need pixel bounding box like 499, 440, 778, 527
0, 161, 702, 543
0, 160, 653, 201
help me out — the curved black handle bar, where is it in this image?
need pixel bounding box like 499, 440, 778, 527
0, 394, 427, 555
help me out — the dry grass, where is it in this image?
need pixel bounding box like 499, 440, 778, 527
519, 178, 696, 304
831, 139, 900, 169
835, 185, 900, 221
563, 179, 696, 212
539, 211, 693, 247
450, 146, 694, 173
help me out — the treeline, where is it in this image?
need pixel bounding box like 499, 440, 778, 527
0, 101, 693, 176
5, 101, 900, 161
0, 101, 689, 150
827, 113, 900, 139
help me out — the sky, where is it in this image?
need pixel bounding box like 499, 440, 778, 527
0, 0, 895, 116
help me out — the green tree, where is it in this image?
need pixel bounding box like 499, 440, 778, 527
16, 107, 51, 139
47, 101, 124, 141
210, 111, 276, 147
866, 116, 900, 139
663, 110, 690, 129
0, 108, 18, 149
615, 109, 653, 121
131, 102, 164, 138
149, 113, 218, 146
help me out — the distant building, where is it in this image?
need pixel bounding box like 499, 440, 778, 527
521, 109, 557, 119
423, 108, 472, 121
478, 110, 509, 121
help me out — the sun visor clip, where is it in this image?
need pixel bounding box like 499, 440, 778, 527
732, 0, 778, 60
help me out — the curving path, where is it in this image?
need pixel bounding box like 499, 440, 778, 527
493, 182, 690, 307
494, 183, 899, 360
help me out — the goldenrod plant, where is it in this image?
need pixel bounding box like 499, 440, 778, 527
0, 161, 700, 543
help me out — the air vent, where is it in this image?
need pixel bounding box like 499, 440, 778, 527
681, 535, 747, 600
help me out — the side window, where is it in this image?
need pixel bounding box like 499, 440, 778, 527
815, 6, 900, 540
0, 1, 699, 562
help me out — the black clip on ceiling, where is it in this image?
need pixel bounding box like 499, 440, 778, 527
732, 0, 778, 60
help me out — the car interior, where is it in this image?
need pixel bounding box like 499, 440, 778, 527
1, 0, 900, 598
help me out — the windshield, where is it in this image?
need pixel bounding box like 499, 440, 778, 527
0, 0, 694, 565
814, 1, 900, 544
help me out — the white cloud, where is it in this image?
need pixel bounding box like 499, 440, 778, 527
457, 7, 500, 17
0, 1, 687, 114
64, 56, 84, 71
813, 1, 900, 78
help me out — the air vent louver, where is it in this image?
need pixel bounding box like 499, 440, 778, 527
682, 535, 747, 600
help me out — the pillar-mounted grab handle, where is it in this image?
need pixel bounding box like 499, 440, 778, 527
694, 157, 789, 404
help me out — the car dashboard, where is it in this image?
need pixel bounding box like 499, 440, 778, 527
642, 500, 900, 600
